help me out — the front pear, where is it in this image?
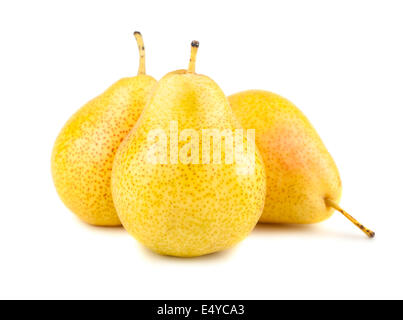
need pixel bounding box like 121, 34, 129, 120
112, 42, 266, 257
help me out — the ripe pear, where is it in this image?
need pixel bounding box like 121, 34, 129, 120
52, 32, 157, 226
228, 90, 374, 238
111, 42, 267, 257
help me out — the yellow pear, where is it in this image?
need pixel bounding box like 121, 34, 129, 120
112, 42, 267, 257
229, 90, 374, 238
52, 32, 157, 226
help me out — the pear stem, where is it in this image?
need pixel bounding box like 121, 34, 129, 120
188, 40, 199, 73
325, 198, 375, 238
134, 31, 146, 75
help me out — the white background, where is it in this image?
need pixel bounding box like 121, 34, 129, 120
0, 0, 402, 299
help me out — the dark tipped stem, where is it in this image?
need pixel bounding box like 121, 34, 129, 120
188, 40, 199, 73
325, 198, 375, 238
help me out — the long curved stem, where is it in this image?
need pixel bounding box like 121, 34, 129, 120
188, 40, 199, 73
325, 198, 375, 238
134, 31, 146, 75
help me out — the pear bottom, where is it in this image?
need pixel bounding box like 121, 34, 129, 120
112, 162, 266, 257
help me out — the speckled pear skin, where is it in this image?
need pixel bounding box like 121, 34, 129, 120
112, 73, 266, 257
228, 90, 342, 224
51, 75, 157, 226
